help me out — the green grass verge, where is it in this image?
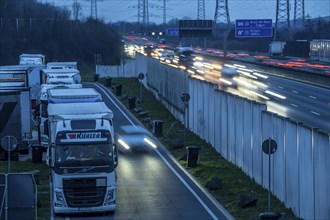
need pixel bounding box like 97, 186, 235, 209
108, 77, 300, 220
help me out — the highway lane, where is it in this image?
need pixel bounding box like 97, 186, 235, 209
189, 58, 330, 133
263, 75, 330, 132
51, 82, 233, 220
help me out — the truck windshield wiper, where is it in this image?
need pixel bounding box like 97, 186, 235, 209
88, 159, 110, 166
59, 160, 81, 166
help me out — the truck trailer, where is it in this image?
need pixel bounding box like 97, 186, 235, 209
40, 69, 81, 85
46, 102, 118, 214
0, 87, 32, 155
46, 62, 77, 70
0, 65, 44, 108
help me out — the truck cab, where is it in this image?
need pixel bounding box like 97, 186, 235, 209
47, 102, 117, 214
38, 87, 104, 147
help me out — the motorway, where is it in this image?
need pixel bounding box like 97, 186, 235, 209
126, 39, 330, 133
190, 59, 330, 133
51, 82, 233, 220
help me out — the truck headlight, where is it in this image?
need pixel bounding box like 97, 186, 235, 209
104, 189, 115, 205
55, 191, 67, 207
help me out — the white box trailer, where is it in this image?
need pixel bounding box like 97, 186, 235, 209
47, 88, 102, 104
46, 102, 117, 214
0, 65, 44, 108
0, 87, 32, 150
46, 62, 77, 70
40, 68, 81, 85
19, 54, 45, 65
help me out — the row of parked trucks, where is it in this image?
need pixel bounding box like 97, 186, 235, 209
0, 54, 118, 214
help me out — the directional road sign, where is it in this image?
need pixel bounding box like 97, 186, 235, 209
235, 19, 273, 38
166, 28, 179, 36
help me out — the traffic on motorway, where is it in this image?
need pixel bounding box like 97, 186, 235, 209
124, 39, 330, 133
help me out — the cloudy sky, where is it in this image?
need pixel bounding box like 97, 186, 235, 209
42, 0, 330, 24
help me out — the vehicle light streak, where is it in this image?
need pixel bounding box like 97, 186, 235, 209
196, 69, 205, 75
187, 69, 195, 75
250, 91, 269, 100
144, 138, 157, 148
252, 80, 268, 89
252, 72, 268, 79
168, 64, 178, 68
203, 63, 214, 69
237, 70, 258, 79
224, 64, 237, 68
211, 64, 222, 70
220, 78, 232, 85
194, 61, 204, 67
118, 138, 130, 149
233, 77, 257, 89
195, 56, 203, 61
179, 65, 186, 70
237, 67, 253, 72
233, 64, 246, 68
265, 90, 286, 99
207, 70, 221, 77
311, 111, 320, 116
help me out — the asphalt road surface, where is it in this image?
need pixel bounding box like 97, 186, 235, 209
51, 82, 233, 220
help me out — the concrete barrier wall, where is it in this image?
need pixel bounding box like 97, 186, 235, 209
103, 53, 330, 219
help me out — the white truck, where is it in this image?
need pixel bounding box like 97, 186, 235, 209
269, 41, 286, 56
38, 88, 102, 146
19, 54, 45, 65
46, 62, 77, 70
46, 102, 118, 214
0, 65, 43, 108
40, 69, 81, 85
0, 87, 32, 153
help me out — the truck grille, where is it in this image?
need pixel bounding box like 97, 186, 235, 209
63, 177, 106, 208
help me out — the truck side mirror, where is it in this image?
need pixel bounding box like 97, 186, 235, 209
113, 144, 118, 168
46, 147, 51, 167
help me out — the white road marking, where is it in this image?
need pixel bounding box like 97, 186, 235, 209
309, 96, 317, 99
292, 90, 298, 94
311, 111, 321, 116
94, 83, 220, 220
291, 104, 298, 107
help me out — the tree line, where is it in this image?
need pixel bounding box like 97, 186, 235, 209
0, 0, 122, 66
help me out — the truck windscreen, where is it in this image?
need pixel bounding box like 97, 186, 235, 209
56, 143, 113, 164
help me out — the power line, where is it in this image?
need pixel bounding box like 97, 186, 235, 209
197, 0, 205, 20
294, 0, 305, 28
214, 0, 230, 25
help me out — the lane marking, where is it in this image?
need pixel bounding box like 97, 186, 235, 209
290, 104, 298, 107
94, 83, 136, 126
94, 83, 219, 220
309, 96, 317, 99
156, 150, 218, 220
311, 111, 321, 116
292, 90, 298, 94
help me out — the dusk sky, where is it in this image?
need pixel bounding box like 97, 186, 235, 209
41, 0, 329, 24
